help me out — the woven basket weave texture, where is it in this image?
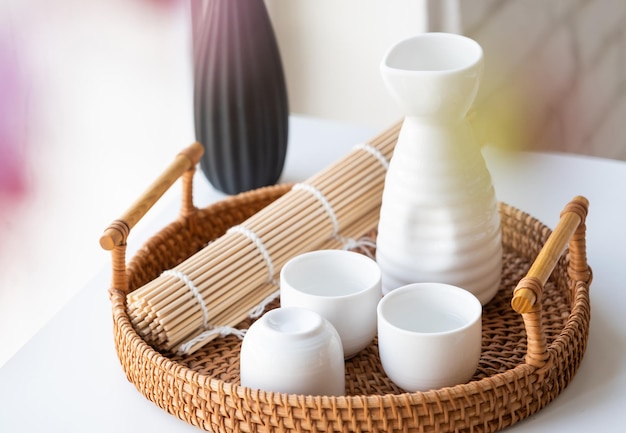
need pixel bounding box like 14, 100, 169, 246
109, 184, 590, 433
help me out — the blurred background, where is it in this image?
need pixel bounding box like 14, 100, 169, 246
266, 0, 626, 157
1, 0, 625, 366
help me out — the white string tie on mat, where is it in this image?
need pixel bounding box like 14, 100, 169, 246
178, 326, 248, 355
353, 142, 390, 171
293, 183, 340, 237
342, 236, 378, 259
293, 182, 378, 253
162, 269, 209, 330
176, 289, 280, 354
226, 225, 283, 317
227, 225, 277, 285
249, 290, 280, 319
162, 269, 251, 354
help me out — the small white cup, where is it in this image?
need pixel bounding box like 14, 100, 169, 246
240, 307, 345, 396
280, 250, 382, 358
377, 283, 482, 392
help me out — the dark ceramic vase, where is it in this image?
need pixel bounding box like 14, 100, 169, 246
191, 0, 289, 195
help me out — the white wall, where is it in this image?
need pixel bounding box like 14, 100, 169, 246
265, 0, 429, 129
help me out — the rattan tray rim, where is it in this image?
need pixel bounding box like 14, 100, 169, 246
106, 179, 591, 432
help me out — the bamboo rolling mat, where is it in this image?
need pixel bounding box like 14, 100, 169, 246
127, 122, 401, 354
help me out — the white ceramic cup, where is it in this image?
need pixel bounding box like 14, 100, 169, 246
240, 307, 345, 396
377, 283, 482, 392
280, 250, 382, 358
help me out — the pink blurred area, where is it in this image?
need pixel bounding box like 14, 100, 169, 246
0, 0, 194, 366
0, 0, 186, 227
0, 0, 180, 178
0, 30, 28, 204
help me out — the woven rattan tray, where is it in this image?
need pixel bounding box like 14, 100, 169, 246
102, 146, 591, 432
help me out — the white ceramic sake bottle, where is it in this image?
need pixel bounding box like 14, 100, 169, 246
376, 33, 502, 305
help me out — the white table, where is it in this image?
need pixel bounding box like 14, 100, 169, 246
1, 117, 624, 432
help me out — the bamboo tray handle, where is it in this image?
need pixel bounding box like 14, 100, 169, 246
511, 195, 591, 368
100, 142, 204, 292
100, 142, 203, 250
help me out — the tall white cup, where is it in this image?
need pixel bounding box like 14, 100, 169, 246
377, 283, 482, 392
280, 250, 382, 358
